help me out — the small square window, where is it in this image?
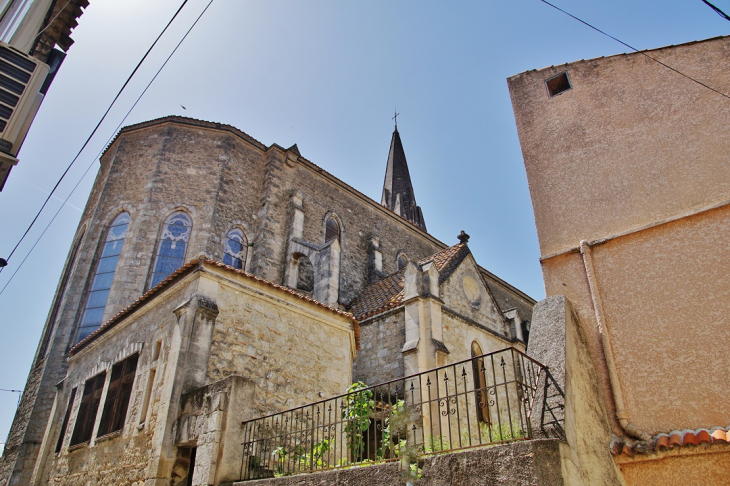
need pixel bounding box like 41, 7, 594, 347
546, 72, 572, 97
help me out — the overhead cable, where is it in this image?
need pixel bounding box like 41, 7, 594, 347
0, 0, 190, 275
700, 0, 730, 21
0, 0, 216, 297
539, 0, 730, 101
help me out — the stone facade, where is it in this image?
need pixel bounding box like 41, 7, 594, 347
1, 117, 534, 485
235, 439, 565, 486
36, 262, 355, 486
352, 251, 526, 389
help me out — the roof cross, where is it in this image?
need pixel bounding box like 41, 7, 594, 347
393, 109, 400, 128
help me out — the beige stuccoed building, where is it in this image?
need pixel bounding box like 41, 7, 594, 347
0, 117, 533, 485
508, 35, 730, 484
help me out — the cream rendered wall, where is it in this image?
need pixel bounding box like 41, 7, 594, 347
508, 36, 730, 436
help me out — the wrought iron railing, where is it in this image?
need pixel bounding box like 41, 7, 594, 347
239, 347, 551, 480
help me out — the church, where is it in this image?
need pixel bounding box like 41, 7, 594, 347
0, 116, 534, 485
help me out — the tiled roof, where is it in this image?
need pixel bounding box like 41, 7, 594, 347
348, 243, 470, 321
611, 426, 730, 457
69, 258, 358, 356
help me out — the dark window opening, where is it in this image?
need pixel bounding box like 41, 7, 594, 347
325, 216, 340, 243
295, 255, 314, 293
55, 387, 77, 453
396, 253, 408, 270
186, 447, 197, 486
546, 72, 571, 97
471, 342, 489, 424
70, 372, 106, 446
521, 321, 530, 345
98, 353, 139, 437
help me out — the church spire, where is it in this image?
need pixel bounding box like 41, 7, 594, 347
381, 122, 427, 232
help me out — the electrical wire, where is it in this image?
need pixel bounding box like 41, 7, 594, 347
700, 0, 730, 21
539, 0, 730, 101
0, 0, 216, 297
0, 0, 190, 275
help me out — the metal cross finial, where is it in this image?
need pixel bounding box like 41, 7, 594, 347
393, 109, 400, 128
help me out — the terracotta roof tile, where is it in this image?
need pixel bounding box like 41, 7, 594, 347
611, 426, 730, 456
348, 243, 469, 321
70, 258, 359, 356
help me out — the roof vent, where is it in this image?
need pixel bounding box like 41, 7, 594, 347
546, 71, 571, 97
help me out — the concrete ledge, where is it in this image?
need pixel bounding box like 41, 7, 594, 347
232, 439, 564, 486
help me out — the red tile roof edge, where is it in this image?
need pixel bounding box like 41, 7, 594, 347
611, 426, 730, 457
69, 258, 359, 356
348, 244, 470, 321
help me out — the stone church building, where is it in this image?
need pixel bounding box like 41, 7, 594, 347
0, 116, 534, 485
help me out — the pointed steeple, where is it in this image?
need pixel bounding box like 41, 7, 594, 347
381, 125, 427, 231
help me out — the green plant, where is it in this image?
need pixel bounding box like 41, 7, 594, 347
378, 399, 406, 460
342, 382, 374, 462
272, 437, 333, 476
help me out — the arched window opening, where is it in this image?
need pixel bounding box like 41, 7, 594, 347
325, 216, 340, 243
150, 212, 192, 289
296, 255, 314, 293
76, 213, 130, 344
396, 253, 409, 270
471, 341, 489, 424
223, 228, 248, 270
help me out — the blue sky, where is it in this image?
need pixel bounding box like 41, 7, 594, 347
0, 0, 726, 449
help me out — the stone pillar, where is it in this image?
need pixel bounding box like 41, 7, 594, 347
289, 192, 304, 240
367, 237, 384, 283
400, 261, 448, 444
313, 238, 341, 306
182, 295, 219, 394
147, 285, 219, 485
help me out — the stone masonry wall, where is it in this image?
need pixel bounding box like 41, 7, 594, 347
440, 257, 511, 341
4, 116, 533, 485
43, 267, 355, 485
207, 275, 354, 417
42, 282, 188, 486
353, 311, 405, 386
285, 161, 442, 305
234, 439, 565, 486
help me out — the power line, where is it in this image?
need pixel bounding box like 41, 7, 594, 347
0, 0, 216, 297
700, 0, 730, 21
0, 0, 191, 275
539, 0, 730, 101
0, 388, 22, 406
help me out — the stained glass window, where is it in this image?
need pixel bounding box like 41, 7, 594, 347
75, 213, 130, 344
149, 212, 192, 288
223, 228, 247, 270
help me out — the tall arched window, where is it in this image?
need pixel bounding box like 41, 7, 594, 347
149, 212, 192, 288
471, 341, 489, 424
325, 216, 340, 243
76, 213, 130, 343
396, 253, 409, 270
223, 227, 248, 270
